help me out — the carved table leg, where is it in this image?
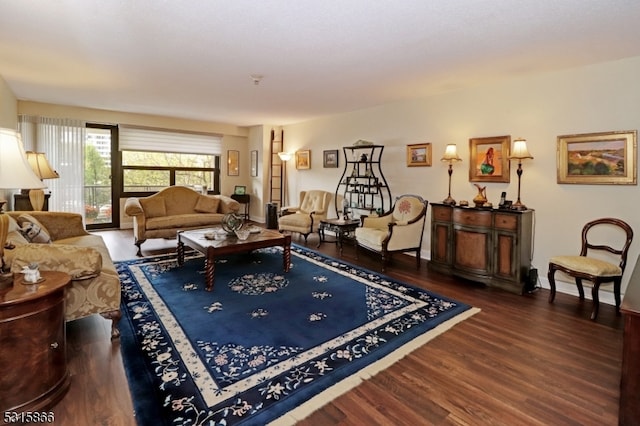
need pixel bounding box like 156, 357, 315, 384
205, 247, 215, 291
177, 232, 185, 266
283, 235, 291, 272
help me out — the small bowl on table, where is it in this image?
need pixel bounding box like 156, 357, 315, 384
234, 229, 250, 240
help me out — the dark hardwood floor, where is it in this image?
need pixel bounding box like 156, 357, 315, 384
52, 228, 623, 425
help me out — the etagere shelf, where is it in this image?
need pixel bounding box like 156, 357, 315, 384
335, 144, 392, 218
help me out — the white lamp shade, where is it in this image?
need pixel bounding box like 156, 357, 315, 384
441, 144, 462, 162
26, 151, 59, 179
0, 128, 46, 189
509, 139, 534, 160
278, 152, 292, 162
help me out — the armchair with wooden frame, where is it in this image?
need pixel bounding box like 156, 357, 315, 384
355, 194, 428, 272
278, 190, 332, 243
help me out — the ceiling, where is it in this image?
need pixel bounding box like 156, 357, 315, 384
2, 1, 640, 127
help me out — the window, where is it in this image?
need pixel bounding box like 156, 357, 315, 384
119, 126, 222, 195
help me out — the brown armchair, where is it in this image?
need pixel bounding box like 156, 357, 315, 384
355, 194, 428, 271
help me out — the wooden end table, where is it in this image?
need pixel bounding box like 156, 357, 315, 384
317, 218, 361, 254
0, 271, 72, 413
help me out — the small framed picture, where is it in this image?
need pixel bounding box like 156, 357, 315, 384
406, 143, 432, 167
469, 135, 511, 183
227, 150, 239, 176
323, 150, 339, 168
296, 150, 311, 169
234, 185, 246, 195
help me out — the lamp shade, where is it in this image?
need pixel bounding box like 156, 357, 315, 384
441, 144, 462, 162
509, 138, 534, 160
0, 128, 46, 190
26, 151, 59, 179
277, 152, 292, 162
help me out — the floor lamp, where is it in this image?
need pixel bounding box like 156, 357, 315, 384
440, 144, 462, 205
277, 152, 292, 208
24, 151, 59, 211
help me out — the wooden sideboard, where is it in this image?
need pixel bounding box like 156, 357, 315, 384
620, 254, 640, 425
429, 203, 534, 294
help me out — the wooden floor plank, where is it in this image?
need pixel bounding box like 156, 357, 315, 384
46, 229, 622, 425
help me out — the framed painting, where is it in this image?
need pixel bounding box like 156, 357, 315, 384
406, 143, 432, 167
296, 150, 311, 170
234, 185, 246, 195
469, 135, 510, 182
323, 150, 339, 168
250, 150, 258, 177
227, 150, 239, 176
557, 130, 637, 185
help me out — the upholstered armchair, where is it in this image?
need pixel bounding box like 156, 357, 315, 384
278, 190, 332, 243
355, 194, 428, 271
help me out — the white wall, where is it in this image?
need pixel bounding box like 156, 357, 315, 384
284, 55, 640, 299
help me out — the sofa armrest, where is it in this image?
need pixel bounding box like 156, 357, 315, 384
10, 243, 102, 281
217, 195, 241, 214
124, 197, 144, 216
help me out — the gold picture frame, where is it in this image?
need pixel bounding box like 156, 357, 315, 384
557, 130, 637, 185
227, 150, 239, 176
296, 150, 311, 169
469, 135, 510, 182
406, 143, 432, 167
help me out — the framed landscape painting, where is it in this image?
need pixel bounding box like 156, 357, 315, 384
406, 143, 432, 167
557, 130, 637, 185
469, 135, 510, 183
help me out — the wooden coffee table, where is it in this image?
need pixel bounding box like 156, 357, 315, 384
177, 228, 291, 291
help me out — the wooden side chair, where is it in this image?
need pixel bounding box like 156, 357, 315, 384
548, 217, 633, 320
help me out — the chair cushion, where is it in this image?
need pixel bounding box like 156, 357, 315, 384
355, 227, 387, 250
392, 196, 424, 224
550, 255, 622, 276
278, 213, 312, 228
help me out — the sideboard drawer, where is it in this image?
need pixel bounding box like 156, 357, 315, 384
432, 205, 452, 221
495, 213, 518, 230
453, 209, 492, 227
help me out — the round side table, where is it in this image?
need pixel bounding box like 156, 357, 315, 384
0, 271, 72, 413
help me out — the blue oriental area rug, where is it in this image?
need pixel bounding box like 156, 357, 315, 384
117, 244, 478, 425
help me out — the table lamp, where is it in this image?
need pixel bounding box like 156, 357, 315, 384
0, 128, 46, 271
441, 144, 462, 205
24, 151, 59, 211
508, 138, 534, 211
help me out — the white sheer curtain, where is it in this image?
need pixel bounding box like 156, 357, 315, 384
18, 115, 86, 215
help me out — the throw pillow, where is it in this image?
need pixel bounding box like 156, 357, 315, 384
19, 221, 52, 244
140, 197, 167, 218
17, 214, 53, 244
194, 195, 220, 213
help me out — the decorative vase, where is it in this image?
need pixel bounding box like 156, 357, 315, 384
473, 184, 487, 207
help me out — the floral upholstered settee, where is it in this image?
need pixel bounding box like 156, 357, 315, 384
3, 211, 121, 339
124, 186, 240, 256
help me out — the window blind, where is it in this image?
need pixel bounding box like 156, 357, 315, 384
119, 126, 222, 155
